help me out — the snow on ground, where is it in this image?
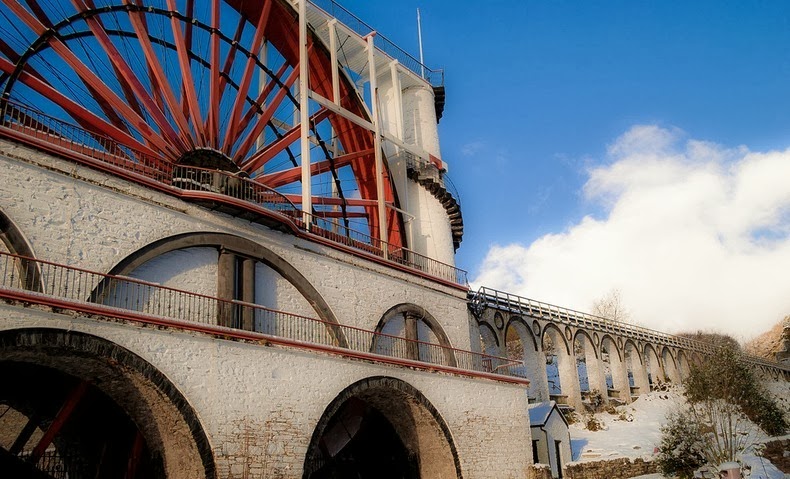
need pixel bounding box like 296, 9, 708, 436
568, 386, 788, 478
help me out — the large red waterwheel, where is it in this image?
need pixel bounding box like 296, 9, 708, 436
0, 0, 405, 247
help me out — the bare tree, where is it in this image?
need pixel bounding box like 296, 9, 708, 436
591, 289, 630, 323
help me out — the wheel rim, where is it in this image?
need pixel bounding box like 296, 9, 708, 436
0, 0, 404, 247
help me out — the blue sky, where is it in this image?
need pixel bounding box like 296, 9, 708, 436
340, 1, 790, 338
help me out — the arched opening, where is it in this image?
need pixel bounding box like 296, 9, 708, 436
661, 347, 680, 384
643, 344, 663, 390
304, 377, 461, 479
478, 322, 498, 358
601, 335, 629, 403
0, 209, 41, 292
372, 304, 455, 367
574, 331, 605, 407
624, 340, 648, 398
0, 328, 214, 479
92, 232, 346, 347
504, 317, 544, 401
543, 325, 578, 408
676, 350, 691, 380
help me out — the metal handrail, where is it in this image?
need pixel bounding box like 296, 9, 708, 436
471, 287, 790, 372
0, 252, 516, 380
0, 100, 467, 287
293, 212, 468, 286
308, 0, 444, 86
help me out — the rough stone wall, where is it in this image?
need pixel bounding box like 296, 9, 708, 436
563, 457, 657, 479
0, 306, 532, 479
527, 464, 553, 479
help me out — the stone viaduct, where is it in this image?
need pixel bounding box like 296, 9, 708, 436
0, 1, 786, 478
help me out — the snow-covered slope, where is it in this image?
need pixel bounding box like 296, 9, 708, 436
568, 386, 788, 479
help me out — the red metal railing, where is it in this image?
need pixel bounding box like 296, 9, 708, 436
0, 101, 467, 287
0, 252, 524, 383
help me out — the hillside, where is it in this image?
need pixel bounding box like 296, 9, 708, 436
746, 317, 788, 360
569, 384, 790, 478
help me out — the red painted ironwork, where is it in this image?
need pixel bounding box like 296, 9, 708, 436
0, 0, 405, 248
0, 252, 524, 384
30, 381, 90, 463
0, 100, 468, 287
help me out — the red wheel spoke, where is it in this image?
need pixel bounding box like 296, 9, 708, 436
122, 0, 197, 150
217, 14, 247, 98
230, 65, 299, 162
71, 0, 188, 154
84, 0, 146, 116
236, 61, 290, 136
21, 0, 52, 27
14, 1, 133, 136
284, 195, 377, 208
30, 380, 89, 463
166, 0, 205, 145
240, 106, 328, 173
0, 57, 164, 160
0, 0, 406, 247
222, 0, 272, 155
255, 148, 372, 188
178, 0, 195, 120
206, 0, 221, 148
0, 38, 45, 83
4, 0, 179, 157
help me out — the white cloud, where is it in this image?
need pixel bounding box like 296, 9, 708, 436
472, 125, 790, 341
460, 140, 484, 156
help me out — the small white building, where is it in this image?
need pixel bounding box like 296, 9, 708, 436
529, 401, 572, 479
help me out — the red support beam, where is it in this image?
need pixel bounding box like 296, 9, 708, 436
121, 0, 199, 151
236, 61, 290, 135
230, 66, 299, 163
240, 107, 330, 174
206, 0, 221, 149
283, 194, 377, 207
3, 0, 180, 158
0, 58, 164, 161
222, 0, 272, 156
30, 380, 90, 463
254, 147, 371, 188
167, 0, 205, 145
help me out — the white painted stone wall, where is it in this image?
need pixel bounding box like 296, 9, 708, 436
0, 143, 471, 351
0, 306, 533, 479
255, 262, 315, 318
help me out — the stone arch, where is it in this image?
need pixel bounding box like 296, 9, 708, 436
91, 232, 344, 344
542, 324, 570, 356
661, 347, 681, 384
303, 376, 462, 479
573, 330, 598, 360
600, 335, 630, 402
623, 339, 649, 396
600, 335, 621, 362
0, 328, 215, 478
573, 329, 606, 399
623, 339, 642, 365
506, 316, 538, 352
676, 350, 691, 380
0, 209, 42, 292
372, 304, 455, 367
478, 322, 499, 356
643, 343, 663, 388
504, 317, 546, 401
542, 324, 581, 409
